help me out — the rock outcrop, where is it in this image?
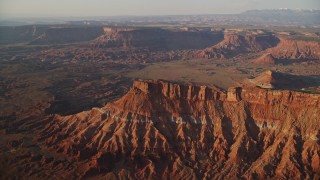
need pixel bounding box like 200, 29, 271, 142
266, 38, 320, 60
91, 28, 224, 50
253, 53, 276, 65
195, 33, 279, 59
255, 38, 320, 63
243, 70, 320, 90
36, 79, 320, 179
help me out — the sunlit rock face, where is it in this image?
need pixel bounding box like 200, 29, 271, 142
195, 33, 280, 59
38, 79, 320, 179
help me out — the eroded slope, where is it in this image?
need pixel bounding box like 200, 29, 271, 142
196, 33, 279, 59
33, 80, 320, 179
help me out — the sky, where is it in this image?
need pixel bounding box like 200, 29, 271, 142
0, 0, 319, 17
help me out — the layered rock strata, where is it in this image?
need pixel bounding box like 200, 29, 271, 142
39, 80, 320, 179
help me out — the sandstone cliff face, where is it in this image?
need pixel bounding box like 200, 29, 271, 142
91, 28, 224, 50
254, 38, 320, 63
38, 79, 320, 179
266, 38, 320, 60
196, 33, 279, 59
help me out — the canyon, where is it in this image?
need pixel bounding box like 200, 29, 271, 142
1, 24, 320, 179
31, 79, 320, 179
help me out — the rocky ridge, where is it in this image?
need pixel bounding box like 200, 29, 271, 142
91, 28, 224, 50
195, 33, 279, 59
266, 38, 320, 60
243, 70, 320, 91
37, 79, 320, 179
253, 53, 276, 65
255, 38, 320, 64
30, 27, 104, 45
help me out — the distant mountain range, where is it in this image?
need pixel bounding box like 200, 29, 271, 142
243, 9, 320, 14
239, 9, 320, 26
1, 9, 320, 27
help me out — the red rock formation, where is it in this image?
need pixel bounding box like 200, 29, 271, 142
195, 33, 279, 59
244, 70, 277, 89
37, 79, 320, 179
253, 53, 276, 65
266, 37, 320, 60
255, 37, 320, 63
243, 70, 318, 90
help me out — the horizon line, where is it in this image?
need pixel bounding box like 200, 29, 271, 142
1, 8, 320, 19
